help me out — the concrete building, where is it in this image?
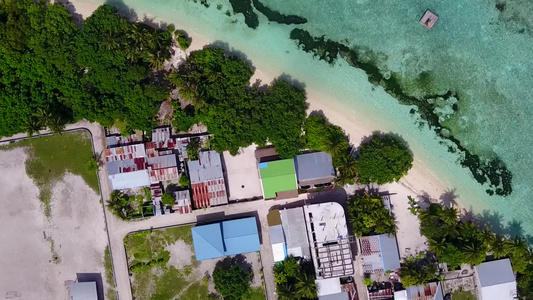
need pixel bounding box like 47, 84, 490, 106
188, 150, 228, 208
280, 207, 311, 259
303, 202, 354, 300
258, 159, 298, 200
475, 258, 517, 300
359, 234, 401, 273
267, 210, 288, 263
69, 281, 98, 300
294, 152, 335, 189
394, 282, 444, 300
191, 217, 260, 261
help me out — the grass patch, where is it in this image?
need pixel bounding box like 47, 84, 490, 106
452, 290, 476, 300
246, 287, 266, 300
104, 246, 115, 286
0, 131, 99, 217
125, 225, 208, 300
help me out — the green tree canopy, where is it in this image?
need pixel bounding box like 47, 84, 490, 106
168, 48, 308, 157
273, 256, 317, 300
347, 193, 396, 236
161, 193, 175, 206
399, 256, 438, 287
356, 133, 413, 184
213, 257, 252, 300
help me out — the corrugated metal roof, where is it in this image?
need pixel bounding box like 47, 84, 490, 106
360, 234, 400, 272
147, 155, 177, 169
191, 179, 228, 208
294, 152, 335, 182
188, 151, 224, 184
173, 190, 192, 214
105, 144, 146, 162
107, 158, 147, 175
191, 217, 261, 261
318, 292, 350, 300
404, 282, 444, 300
280, 207, 311, 259
69, 282, 98, 300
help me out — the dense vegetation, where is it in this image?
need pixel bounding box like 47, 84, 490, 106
398, 255, 438, 287
414, 203, 533, 298
213, 256, 253, 300
356, 134, 413, 184
0, 1, 173, 137
168, 47, 308, 157
347, 193, 396, 236
273, 256, 317, 300
303, 115, 357, 185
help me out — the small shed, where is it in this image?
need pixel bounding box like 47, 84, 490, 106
419, 10, 439, 29
359, 234, 401, 273
294, 152, 335, 188
475, 258, 517, 300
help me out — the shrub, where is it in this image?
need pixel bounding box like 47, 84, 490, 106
399, 256, 438, 287
347, 193, 395, 236
179, 175, 190, 187
161, 193, 175, 206
85, 157, 99, 172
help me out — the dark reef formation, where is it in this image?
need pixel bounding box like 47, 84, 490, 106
289, 28, 513, 196
228, 0, 307, 29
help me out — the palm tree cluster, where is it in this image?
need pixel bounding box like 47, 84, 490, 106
347, 193, 396, 236
274, 256, 317, 300
106, 191, 133, 220
123, 23, 172, 70
24, 107, 65, 137
418, 203, 531, 273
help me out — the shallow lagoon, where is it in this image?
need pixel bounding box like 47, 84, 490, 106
77, 0, 533, 237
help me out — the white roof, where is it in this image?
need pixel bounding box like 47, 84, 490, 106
475, 259, 517, 300
272, 243, 287, 262
69, 282, 98, 300
316, 278, 342, 296
304, 202, 348, 243
109, 170, 150, 190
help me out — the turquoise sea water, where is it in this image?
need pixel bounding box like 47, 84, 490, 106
77, 0, 532, 237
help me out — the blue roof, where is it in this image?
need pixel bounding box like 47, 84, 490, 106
192, 217, 261, 261
378, 234, 401, 271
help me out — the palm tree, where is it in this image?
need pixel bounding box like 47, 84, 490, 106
428, 237, 447, 257
103, 32, 120, 50
35, 107, 52, 128
295, 273, 317, 299
276, 282, 295, 300
440, 207, 458, 225
324, 130, 348, 157
148, 51, 164, 70
336, 152, 358, 185
463, 243, 486, 265
48, 117, 64, 135
481, 226, 495, 247
490, 235, 508, 258
23, 116, 41, 137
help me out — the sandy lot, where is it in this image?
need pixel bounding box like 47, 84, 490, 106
223, 145, 263, 201
0, 148, 109, 300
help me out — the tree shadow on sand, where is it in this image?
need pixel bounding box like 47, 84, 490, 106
439, 188, 458, 208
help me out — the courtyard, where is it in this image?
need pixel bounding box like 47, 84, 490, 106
0, 132, 111, 300
125, 225, 266, 300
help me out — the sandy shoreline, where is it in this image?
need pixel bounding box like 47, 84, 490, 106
69, 0, 459, 255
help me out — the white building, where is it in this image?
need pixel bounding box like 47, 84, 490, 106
475, 258, 517, 300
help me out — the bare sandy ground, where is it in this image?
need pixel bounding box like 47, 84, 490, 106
0, 148, 109, 300
223, 145, 263, 201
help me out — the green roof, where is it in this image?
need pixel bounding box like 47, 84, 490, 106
259, 159, 297, 199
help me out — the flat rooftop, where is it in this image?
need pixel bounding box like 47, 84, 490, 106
304, 202, 348, 242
